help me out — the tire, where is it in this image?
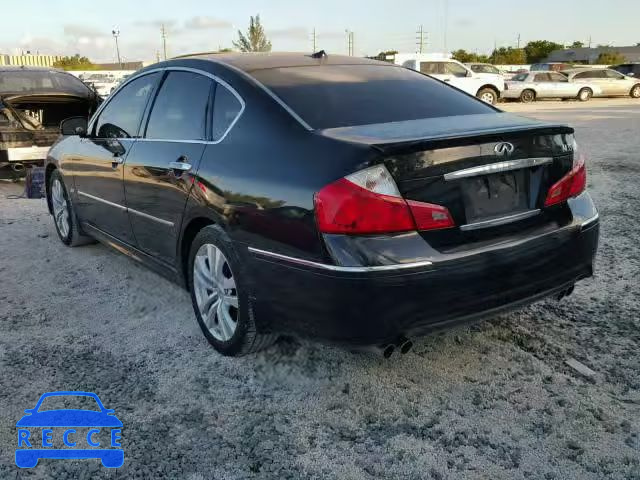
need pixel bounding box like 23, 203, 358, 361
48, 169, 95, 247
520, 89, 536, 103
188, 224, 278, 356
577, 88, 593, 102
477, 88, 498, 105
630, 84, 640, 98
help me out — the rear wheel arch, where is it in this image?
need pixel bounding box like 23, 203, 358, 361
180, 216, 216, 288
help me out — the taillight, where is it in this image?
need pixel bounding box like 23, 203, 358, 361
314, 165, 455, 234
544, 153, 587, 207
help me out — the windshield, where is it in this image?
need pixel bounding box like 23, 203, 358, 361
511, 73, 529, 82
37, 395, 101, 412
471, 64, 500, 74
0, 70, 90, 96
251, 64, 494, 129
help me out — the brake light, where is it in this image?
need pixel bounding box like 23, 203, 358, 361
544, 154, 586, 207
314, 165, 454, 234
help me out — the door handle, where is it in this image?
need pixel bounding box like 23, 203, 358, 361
169, 159, 192, 173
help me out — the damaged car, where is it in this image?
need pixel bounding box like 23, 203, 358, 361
0, 66, 101, 179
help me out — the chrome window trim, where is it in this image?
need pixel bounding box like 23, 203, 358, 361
88, 66, 246, 144
444, 157, 553, 181
248, 247, 432, 272
77, 191, 174, 227
460, 209, 541, 231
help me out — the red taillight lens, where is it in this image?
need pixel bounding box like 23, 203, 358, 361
544, 154, 587, 207
314, 165, 455, 234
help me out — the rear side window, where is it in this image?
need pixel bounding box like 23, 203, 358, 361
252, 64, 494, 129
534, 74, 549, 82
146, 71, 212, 141
211, 83, 243, 141
95, 73, 160, 138
420, 62, 442, 75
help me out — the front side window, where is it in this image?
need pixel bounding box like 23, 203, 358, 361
471, 64, 500, 74
146, 71, 213, 141
549, 72, 568, 82
211, 83, 243, 141
605, 70, 624, 79
94, 73, 160, 138
444, 62, 469, 77
251, 64, 494, 129
420, 62, 443, 75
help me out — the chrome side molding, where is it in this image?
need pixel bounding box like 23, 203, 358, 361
444, 157, 553, 181
248, 247, 432, 272
460, 209, 541, 231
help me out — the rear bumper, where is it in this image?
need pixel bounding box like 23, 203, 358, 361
245, 193, 599, 345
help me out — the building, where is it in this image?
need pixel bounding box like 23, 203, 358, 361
94, 61, 145, 70
546, 46, 640, 65
0, 53, 63, 67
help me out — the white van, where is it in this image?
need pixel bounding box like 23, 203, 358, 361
394, 54, 504, 104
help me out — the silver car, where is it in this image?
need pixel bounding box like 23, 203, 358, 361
563, 68, 640, 98
503, 72, 602, 103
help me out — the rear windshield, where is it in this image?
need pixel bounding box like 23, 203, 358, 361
0, 70, 90, 96
251, 64, 494, 129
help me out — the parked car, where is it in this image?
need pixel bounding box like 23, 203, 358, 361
397, 56, 504, 104
611, 63, 640, 78
0, 66, 101, 179
562, 68, 640, 98
530, 63, 572, 72
502, 71, 602, 102
83, 73, 118, 98
44, 53, 599, 357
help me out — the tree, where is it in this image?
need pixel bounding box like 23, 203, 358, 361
596, 51, 626, 65
233, 15, 272, 52
491, 47, 526, 65
569, 41, 584, 48
523, 40, 564, 63
451, 49, 477, 63
53, 54, 97, 71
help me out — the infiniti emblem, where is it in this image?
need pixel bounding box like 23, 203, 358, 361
494, 142, 515, 157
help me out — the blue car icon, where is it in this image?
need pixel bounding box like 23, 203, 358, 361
16, 391, 123, 468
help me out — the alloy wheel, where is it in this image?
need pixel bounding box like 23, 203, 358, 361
51, 178, 70, 239
193, 243, 239, 342
480, 92, 496, 104
632, 86, 640, 98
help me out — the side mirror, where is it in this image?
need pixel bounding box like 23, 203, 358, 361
467, 70, 473, 77
60, 117, 88, 137
105, 138, 126, 157
24, 409, 35, 414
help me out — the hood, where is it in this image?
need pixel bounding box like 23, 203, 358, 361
16, 410, 123, 428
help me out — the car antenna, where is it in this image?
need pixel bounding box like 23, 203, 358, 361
310, 50, 327, 59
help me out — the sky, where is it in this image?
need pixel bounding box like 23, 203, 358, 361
0, 0, 638, 63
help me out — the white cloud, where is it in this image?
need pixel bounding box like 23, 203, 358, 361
185, 16, 232, 30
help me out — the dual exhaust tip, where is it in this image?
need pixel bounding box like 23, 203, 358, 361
381, 336, 413, 358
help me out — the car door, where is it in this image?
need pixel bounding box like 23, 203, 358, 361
122, 69, 214, 265
604, 69, 631, 95
532, 73, 553, 97
72, 72, 161, 243
585, 70, 614, 95
548, 72, 575, 97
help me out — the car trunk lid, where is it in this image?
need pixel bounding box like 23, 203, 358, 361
319, 113, 576, 249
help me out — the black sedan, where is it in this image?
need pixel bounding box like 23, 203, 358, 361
44, 53, 599, 356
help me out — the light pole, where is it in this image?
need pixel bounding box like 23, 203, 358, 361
112, 28, 122, 69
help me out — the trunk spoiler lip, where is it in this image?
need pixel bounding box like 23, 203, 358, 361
317, 113, 573, 153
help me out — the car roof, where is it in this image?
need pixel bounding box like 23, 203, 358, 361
563, 68, 608, 74
173, 51, 390, 73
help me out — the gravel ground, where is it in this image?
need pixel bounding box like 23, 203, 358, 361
1, 99, 639, 479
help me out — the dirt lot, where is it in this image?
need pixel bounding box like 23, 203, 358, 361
1, 99, 639, 479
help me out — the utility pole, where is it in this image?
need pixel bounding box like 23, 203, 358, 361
517, 33, 521, 49
346, 29, 354, 56
443, 0, 449, 52
312, 28, 317, 52
588, 35, 592, 48
156, 51, 160, 63
416, 25, 427, 54
161, 24, 167, 60
112, 28, 122, 69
